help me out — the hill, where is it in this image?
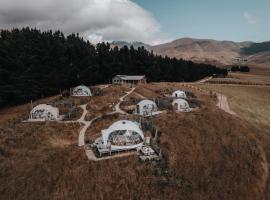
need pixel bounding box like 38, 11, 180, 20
150, 38, 270, 67
0, 83, 268, 200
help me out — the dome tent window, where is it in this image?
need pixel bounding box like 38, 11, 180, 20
29, 104, 61, 121
94, 120, 144, 152
136, 99, 158, 116
72, 85, 92, 97
172, 99, 191, 112
172, 90, 187, 98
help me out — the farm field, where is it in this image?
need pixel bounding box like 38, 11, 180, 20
208, 64, 270, 85
207, 73, 270, 86
0, 83, 269, 200
248, 64, 270, 76
229, 72, 270, 84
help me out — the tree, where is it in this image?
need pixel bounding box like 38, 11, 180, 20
0, 28, 223, 108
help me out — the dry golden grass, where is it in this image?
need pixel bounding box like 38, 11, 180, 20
85, 113, 121, 143
229, 72, 270, 84
0, 95, 61, 125
0, 94, 87, 125
0, 122, 169, 200
197, 84, 270, 126
247, 64, 270, 76
135, 82, 200, 98
0, 83, 269, 200
197, 83, 270, 199
86, 85, 130, 120
155, 110, 267, 200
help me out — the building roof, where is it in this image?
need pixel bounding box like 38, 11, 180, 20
114, 75, 145, 81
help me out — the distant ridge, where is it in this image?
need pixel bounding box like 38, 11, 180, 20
111, 38, 270, 67
148, 38, 270, 66
111, 41, 151, 49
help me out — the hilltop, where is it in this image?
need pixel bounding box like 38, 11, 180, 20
113, 38, 269, 67
0, 83, 269, 200
111, 38, 270, 67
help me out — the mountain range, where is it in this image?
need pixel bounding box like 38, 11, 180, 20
112, 38, 270, 67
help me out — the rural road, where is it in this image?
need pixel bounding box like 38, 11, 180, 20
216, 93, 236, 115
189, 83, 236, 116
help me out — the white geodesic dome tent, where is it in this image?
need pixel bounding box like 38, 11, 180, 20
172, 90, 187, 98
72, 85, 92, 96
30, 104, 60, 121
136, 99, 158, 116
172, 99, 190, 112
99, 120, 144, 151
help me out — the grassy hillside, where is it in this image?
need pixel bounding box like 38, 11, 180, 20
197, 84, 270, 199
197, 84, 270, 127
0, 84, 268, 200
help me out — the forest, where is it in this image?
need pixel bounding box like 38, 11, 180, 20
0, 28, 226, 107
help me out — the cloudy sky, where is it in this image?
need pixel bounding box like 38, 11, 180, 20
0, 0, 269, 44
134, 0, 270, 43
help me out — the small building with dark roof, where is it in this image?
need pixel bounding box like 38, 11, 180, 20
112, 75, 146, 85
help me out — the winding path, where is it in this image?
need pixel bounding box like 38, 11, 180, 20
59, 87, 135, 147
110, 87, 136, 115
77, 87, 135, 147
77, 104, 102, 147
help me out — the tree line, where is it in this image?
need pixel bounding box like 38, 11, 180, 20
231, 66, 250, 72
0, 28, 226, 108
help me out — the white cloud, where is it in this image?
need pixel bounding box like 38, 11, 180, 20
243, 12, 259, 25
0, 0, 166, 45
